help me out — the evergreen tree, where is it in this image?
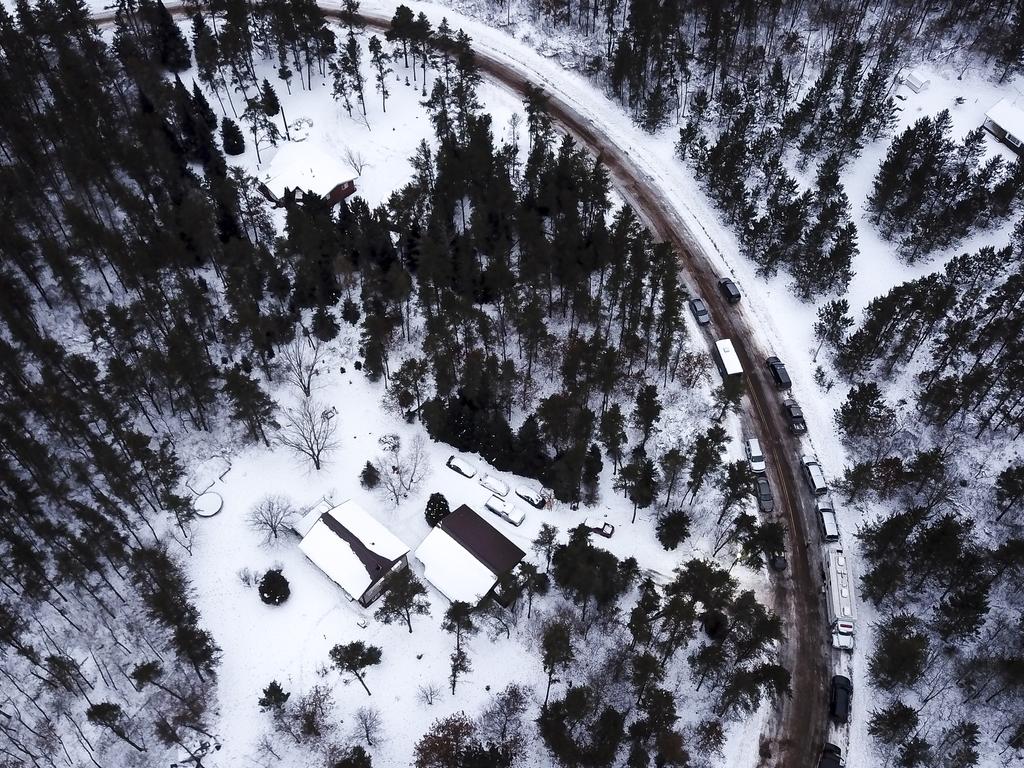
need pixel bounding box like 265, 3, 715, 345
221, 116, 246, 155
373, 568, 431, 632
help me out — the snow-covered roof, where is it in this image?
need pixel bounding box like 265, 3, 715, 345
416, 526, 499, 604
986, 99, 1024, 142
298, 500, 409, 601
262, 140, 358, 199
903, 69, 929, 92
293, 498, 334, 538
415, 505, 525, 604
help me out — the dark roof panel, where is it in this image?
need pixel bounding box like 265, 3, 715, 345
440, 504, 525, 576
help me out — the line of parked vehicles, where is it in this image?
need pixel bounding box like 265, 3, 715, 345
693, 278, 853, 767
444, 455, 615, 538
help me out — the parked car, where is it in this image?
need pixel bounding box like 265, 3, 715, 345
818, 503, 841, 542
769, 550, 788, 572
583, 517, 615, 538
755, 477, 775, 513
801, 455, 829, 496
765, 356, 792, 389
818, 744, 843, 768
515, 485, 545, 509
782, 399, 807, 434
689, 297, 711, 325
718, 277, 741, 303
484, 495, 525, 526
830, 675, 853, 723
479, 473, 510, 497
744, 438, 766, 474
446, 455, 477, 478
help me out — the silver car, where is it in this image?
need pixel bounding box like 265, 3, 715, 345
744, 438, 766, 474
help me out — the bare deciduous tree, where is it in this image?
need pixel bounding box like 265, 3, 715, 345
416, 683, 441, 706
343, 145, 369, 174
279, 333, 327, 397
247, 495, 295, 545
353, 706, 383, 746
278, 399, 339, 471
375, 433, 429, 505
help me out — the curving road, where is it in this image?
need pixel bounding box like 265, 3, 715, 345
93, 3, 831, 764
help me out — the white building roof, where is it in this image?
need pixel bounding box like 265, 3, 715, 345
986, 99, 1024, 142
903, 70, 929, 92
298, 500, 409, 601
415, 526, 499, 604
262, 140, 358, 199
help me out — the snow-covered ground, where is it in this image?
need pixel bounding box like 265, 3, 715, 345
160, 18, 772, 768
51, 1, 1024, 765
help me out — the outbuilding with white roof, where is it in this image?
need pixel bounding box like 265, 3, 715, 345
260, 140, 359, 207
296, 499, 409, 607
415, 504, 525, 605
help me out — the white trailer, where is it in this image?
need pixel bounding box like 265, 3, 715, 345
824, 546, 855, 650
713, 338, 743, 379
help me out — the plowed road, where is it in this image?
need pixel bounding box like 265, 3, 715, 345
93, 4, 831, 764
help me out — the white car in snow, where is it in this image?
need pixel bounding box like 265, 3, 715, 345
484, 495, 525, 526
479, 473, 510, 497
515, 485, 545, 509
446, 455, 477, 478
744, 438, 766, 474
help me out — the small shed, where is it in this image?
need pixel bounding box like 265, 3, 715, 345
984, 99, 1024, 154
261, 141, 358, 207
415, 504, 525, 605
297, 499, 409, 607
902, 69, 930, 93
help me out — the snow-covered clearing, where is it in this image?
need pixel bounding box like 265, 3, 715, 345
162, 16, 772, 768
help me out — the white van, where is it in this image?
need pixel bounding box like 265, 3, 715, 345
817, 503, 840, 542
801, 455, 828, 496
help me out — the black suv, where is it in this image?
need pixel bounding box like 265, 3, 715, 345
782, 399, 807, 434
765, 356, 792, 389
818, 744, 843, 768
830, 675, 852, 723
718, 277, 741, 304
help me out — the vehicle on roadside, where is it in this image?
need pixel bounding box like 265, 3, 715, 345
689, 297, 711, 325
818, 503, 841, 542
769, 550, 788, 572
818, 743, 844, 768
479, 473, 509, 497
755, 477, 775, 513
515, 485, 545, 509
744, 438, 766, 474
718, 277, 741, 303
713, 338, 743, 380
782, 399, 807, 434
484, 495, 525, 526
583, 517, 614, 538
824, 547, 856, 650
446, 455, 477, 478
765, 356, 792, 389
801, 455, 828, 496
830, 675, 853, 723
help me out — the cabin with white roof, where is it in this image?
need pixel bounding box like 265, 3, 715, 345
295, 499, 409, 607
415, 504, 525, 605
901, 69, 930, 93
260, 141, 358, 208
984, 99, 1024, 155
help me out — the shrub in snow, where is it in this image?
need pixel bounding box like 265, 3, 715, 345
312, 308, 339, 342
238, 567, 256, 587
332, 745, 373, 767
221, 116, 245, 155
258, 680, 290, 714
259, 569, 290, 605
425, 493, 450, 527
360, 461, 380, 489
341, 298, 361, 325
656, 509, 692, 551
